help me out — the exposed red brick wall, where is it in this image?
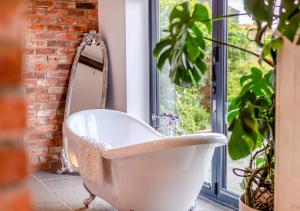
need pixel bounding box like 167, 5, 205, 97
0, 1, 33, 210
24, 0, 98, 169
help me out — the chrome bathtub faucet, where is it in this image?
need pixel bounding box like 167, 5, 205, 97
152, 113, 186, 136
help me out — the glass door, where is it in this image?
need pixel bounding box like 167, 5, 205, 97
149, 0, 259, 209
154, 0, 213, 186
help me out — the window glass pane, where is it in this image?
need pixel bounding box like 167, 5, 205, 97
158, 0, 212, 183
226, 0, 270, 194
158, 0, 212, 135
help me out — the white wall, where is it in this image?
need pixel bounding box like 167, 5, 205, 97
125, 0, 150, 122
99, 0, 150, 122
99, 0, 127, 112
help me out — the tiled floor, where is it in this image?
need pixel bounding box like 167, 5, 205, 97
28, 170, 233, 211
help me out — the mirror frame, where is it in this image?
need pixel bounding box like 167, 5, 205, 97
58, 31, 108, 173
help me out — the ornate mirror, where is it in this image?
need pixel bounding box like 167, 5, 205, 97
59, 31, 108, 173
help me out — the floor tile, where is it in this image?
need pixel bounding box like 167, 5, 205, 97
28, 176, 71, 211
29, 170, 233, 211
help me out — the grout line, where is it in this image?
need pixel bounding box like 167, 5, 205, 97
30, 174, 74, 211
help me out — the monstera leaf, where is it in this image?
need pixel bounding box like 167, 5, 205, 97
228, 68, 274, 160
244, 0, 300, 45
277, 0, 300, 43
153, 2, 211, 88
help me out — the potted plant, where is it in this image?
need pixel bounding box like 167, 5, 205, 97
153, 1, 300, 210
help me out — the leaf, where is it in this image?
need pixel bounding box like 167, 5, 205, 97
195, 58, 207, 74
192, 3, 212, 33
240, 104, 259, 137
157, 47, 172, 70
256, 157, 265, 167
244, 0, 274, 25
227, 108, 239, 125
186, 34, 201, 61
270, 37, 283, 49
228, 118, 255, 160
153, 38, 172, 58
277, 1, 300, 42
190, 23, 205, 49
239, 67, 274, 102
170, 2, 190, 25
153, 2, 211, 88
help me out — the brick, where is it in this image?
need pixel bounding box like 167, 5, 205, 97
30, 147, 49, 156
24, 55, 47, 63
39, 139, 58, 147
69, 25, 87, 32
54, 1, 76, 9
0, 96, 26, 134
36, 109, 56, 117
27, 133, 48, 140
48, 87, 66, 94
0, 186, 32, 211
36, 48, 56, 55
35, 32, 56, 40
57, 64, 72, 70
67, 9, 85, 16
57, 48, 76, 55
26, 8, 45, 15
23, 71, 45, 79
23, 0, 99, 169
36, 16, 57, 24
26, 40, 47, 48
57, 32, 78, 40
47, 55, 74, 63
26, 87, 47, 94
77, 18, 97, 25
47, 25, 67, 31
86, 10, 98, 17
27, 24, 45, 31
76, 3, 96, 9
46, 70, 70, 79
0, 146, 29, 186
36, 124, 60, 132
57, 17, 77, 25
27, 103, 47, 110
47, 40, 68, 48
46, 8, 66, 16
35, 1, 54, 7
87, 25, 98, 32
35, 63, 57, 71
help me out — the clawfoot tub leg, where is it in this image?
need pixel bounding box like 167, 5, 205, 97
83, 183, 96, 208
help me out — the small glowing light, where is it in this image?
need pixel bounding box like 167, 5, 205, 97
282, 8, 286, 13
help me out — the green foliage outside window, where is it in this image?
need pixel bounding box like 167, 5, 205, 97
158, 0, 267, 133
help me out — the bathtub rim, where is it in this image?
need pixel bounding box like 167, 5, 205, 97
63, 109, 227, 160
102, 133, 227, 159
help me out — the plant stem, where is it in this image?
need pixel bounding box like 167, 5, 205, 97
203, 36, 275, 67
211, 13, 249, 22
245, 165, 272, 207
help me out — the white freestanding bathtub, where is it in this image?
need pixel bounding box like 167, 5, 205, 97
63, 109, 227, 211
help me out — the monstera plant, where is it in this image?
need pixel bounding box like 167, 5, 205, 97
154, 1, 300, 210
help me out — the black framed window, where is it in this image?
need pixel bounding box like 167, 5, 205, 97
149, 0, 260, 210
